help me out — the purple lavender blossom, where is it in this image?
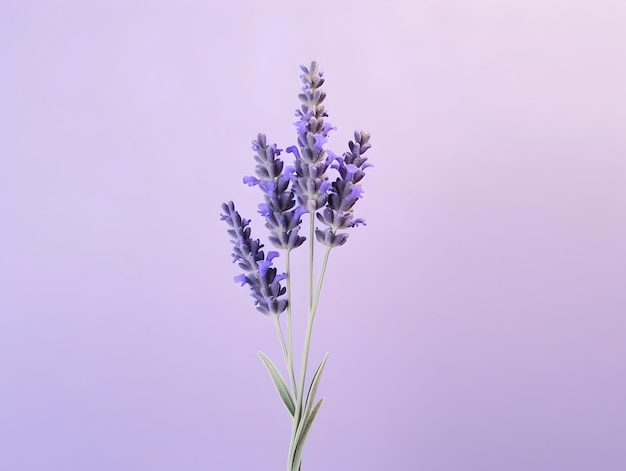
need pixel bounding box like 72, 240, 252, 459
220, 201, 288, 315
244, 134, 306, 251
286, 62, 335, 213
315, 131, 372, 247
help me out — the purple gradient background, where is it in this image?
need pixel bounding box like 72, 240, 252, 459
1, 1, 625, 470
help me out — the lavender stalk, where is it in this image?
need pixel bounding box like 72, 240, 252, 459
220, 61, 372, 471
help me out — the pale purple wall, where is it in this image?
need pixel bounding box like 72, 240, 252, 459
1, 1, 625, 470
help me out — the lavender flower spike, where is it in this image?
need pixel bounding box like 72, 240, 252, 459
220, 201, 287, 315
244, 134, 306, 251
316, 130, 373, 247
287, 61, 335, 213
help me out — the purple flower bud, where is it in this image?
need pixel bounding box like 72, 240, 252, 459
243, 176, 259, 186
314, 228, 348, 248
341, 131, 373, 184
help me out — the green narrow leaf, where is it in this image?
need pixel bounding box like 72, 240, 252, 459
257, 351, 295, 416
303, 352, 329, 421
291, 398, 325, 471
289, 353, 329, 471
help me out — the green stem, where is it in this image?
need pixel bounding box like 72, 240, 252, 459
285, 249, 297, 396
287, 210, 315, 471
300, 209, 316, 396
311, 246, 332, 324
273, 315, 289, 378
288, 242, 332, 471
296, 245, 331, 416
299, 246, 331, 397
308, 210, 315, 310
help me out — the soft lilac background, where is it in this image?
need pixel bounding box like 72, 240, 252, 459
1, 1, 625, 470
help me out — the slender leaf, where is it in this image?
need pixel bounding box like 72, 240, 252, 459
257, 351, 295, 416
291, 398, 325, 471
303, 352, 329, 421
289, 354, 329, 470
292, 353, 329, 450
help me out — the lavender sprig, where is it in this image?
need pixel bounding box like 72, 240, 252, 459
220, 201, 287, 315
316, 130, 373, 247
220, 61, 372, 471
244, 134, 306, 251
287, 62, 335, 213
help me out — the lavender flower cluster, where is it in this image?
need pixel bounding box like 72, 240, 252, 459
244, 134, 306, 251
316, 130, 371, 247
221, 62, 372, 314
220, 201, 288, 315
